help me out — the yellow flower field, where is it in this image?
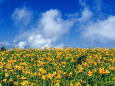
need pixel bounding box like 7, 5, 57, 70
0, 48, 115, 86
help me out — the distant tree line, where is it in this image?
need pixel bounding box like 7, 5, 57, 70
0, 47, 7, 51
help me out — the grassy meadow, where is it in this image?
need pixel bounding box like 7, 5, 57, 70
0, 48, 115, 86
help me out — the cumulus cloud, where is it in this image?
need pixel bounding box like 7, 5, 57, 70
82, 16, 115, 42
39, 9, 73, 39
11, 7, 33, 26
15, 41, 26, 48
14, 9, 73, 48
78, 8, 92, 21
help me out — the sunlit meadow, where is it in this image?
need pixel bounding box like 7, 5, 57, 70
0, 48, 115, 86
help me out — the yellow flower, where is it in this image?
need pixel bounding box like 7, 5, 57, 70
58, 70, 62, 74
80, 79, 83, 83
112, 77, 115, 81
55, 82, 60, 86
20, 76, 27, 80
8, 78, 13, 82
69, 72, 72, 77
82, 62, 87, 66
37, 73, 41, 76
8, 60, 16, 63
105, 70, 110, 74
47, 73, 54, 79
53, 71, 57, 76
5, 73, 9, 77
56, 79, 60, 83
78, 69, 83, 73
21, 82, 26, 85
71, 58, 74, 62
97, 60, 100, 64
88, 70, 92, 76
41, 75, 46, 80
31, 58, 33, 61
41, 70, 46, 74
24, 71, 28, 75
19, 62, 27, 66
4, 69, 7, 72
39, 68, 44, 72
0, 83, 2, 86
70, 82, 74, 86
21, 80, 29, 86
14, 81, 19, 86
9, 69, 14, 72
30, 83, 34, 86
86, 84, 90, 86
56, 74, 61, 79
0, 64, 3, 69
93, 69, 97, 73
98, 68, 105, 75
78, 65, 83, 73
75, 82, 81, 86
109, 66, 115, 71
2, 79, 7, 82
94, 62, 97, 66
47, 73, 51, 77
63, 72, 66, 75
33, 72, 37, 76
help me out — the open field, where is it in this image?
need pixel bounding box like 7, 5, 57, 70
0, 48, 115, 86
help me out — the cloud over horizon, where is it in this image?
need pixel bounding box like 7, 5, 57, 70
82, 16, 115, 42
13, 8, 73, 48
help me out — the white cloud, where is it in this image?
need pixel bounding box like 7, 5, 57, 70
39, 9, 73, 39
16, 41, 26, 48
14, 9, 73, 48
55, 43, 64, 48
67, 7, 92, 25
82, 16, 115, 42
11, 7, 33, 26
78, 8, 92, 21
27, 34, 52, 48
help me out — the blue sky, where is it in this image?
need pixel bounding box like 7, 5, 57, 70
0, 0, 115, 49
